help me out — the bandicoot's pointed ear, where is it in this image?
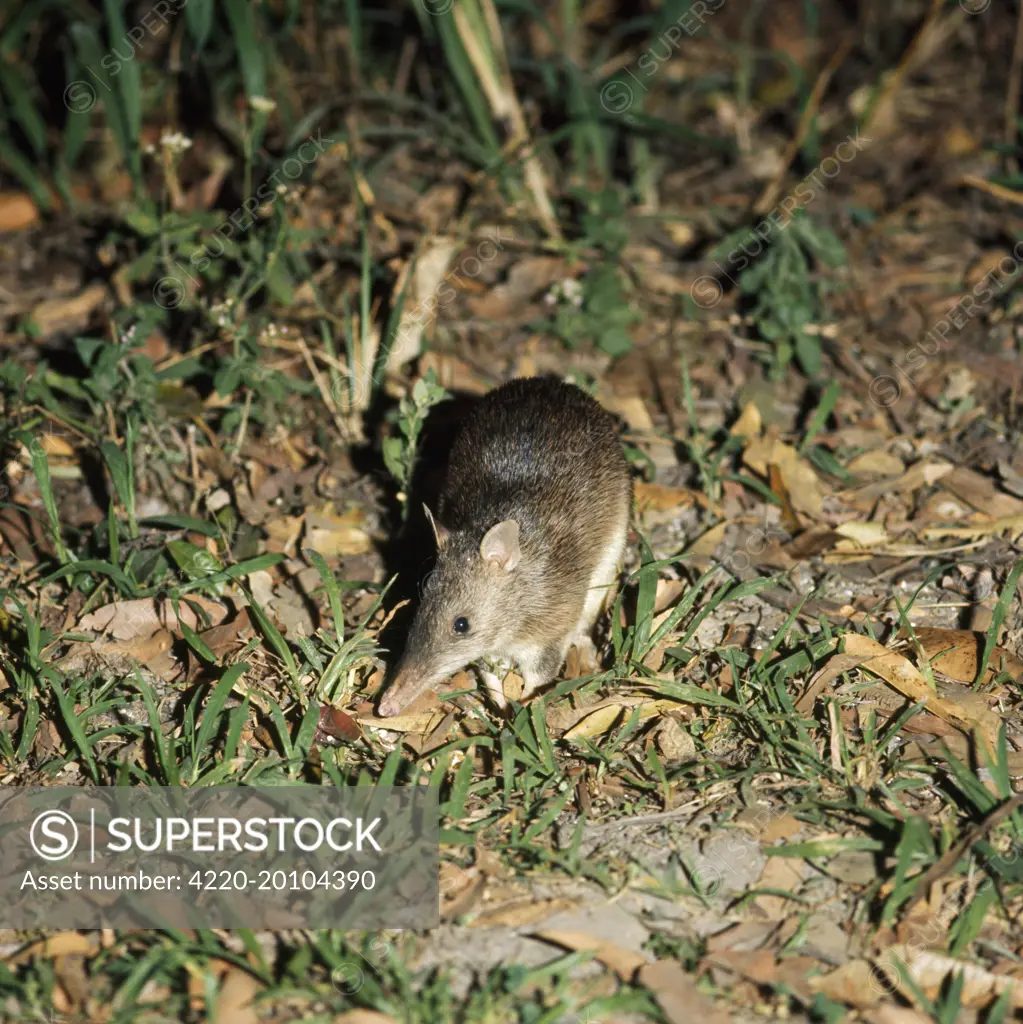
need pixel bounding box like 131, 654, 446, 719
480, 519, 520, 571
423, 504, 449, 549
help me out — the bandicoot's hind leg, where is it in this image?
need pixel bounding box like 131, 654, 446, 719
571, 518, 628, 655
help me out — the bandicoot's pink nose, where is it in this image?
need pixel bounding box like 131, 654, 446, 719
377, 698, 400, 718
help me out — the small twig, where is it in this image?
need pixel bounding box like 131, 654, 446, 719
861, 0, 944, 140
296, 334, 352, 444
1005, 0, 1023, 174
901, 793, 1023, 918
959, 172, 1023, 208
233, 388, 253, 462
753, 34, 856, 216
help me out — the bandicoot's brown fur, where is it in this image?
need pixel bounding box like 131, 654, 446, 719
378, 375, 632, 717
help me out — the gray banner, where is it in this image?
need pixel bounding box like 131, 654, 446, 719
0, 786, 439, 929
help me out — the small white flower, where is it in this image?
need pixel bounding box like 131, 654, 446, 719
159, 131, 193, 154
249, 95, 277, 114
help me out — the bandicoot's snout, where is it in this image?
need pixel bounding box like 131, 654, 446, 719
377, 663, 427, 718
377, 695, 401, 718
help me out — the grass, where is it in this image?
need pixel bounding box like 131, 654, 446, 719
2, 0, 1023, 1021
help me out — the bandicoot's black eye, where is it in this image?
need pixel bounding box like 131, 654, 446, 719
453, 616, 470, 635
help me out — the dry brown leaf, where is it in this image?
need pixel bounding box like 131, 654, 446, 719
8, 932, 96, 964
211, 968, 263, 1024
305, 505, 372, 558
533, 928, 649, 980
752, 855, 805, 919
841, 634, 1001, 753
634, 481, 705, 516
652, 716, 696, 763
653, 578, 685, 613
39, 433, 76, 457
602, 393, 655, 432
386, 236, 462, 371
943, 466, 1023, 519
920, 513, 1023, 542
743, 437, 824, 519
797, 652, 863, 713
840, 460, 954, 504
760, 813, 802, 843
29, 283, 107, 337
876, 944, 1023, 1009
896, 627, 1023, 685
683, 519, 731, 559
639, 959, 731, 1024
807, 959, 882, 1008
562, 699, 678, 741
264, 514, 304, 555
0, 503, 49, 565
466, 256, 565, 320
359, 706, 451, 735
469, 897, 576, 928
192, 610, 256, 663
77, 596, 229, 640
730, 401, 763, 443
418, 351, 489, 394
316, 704, 362, 743
0, 191, 40, 231
846, 451, 905, 478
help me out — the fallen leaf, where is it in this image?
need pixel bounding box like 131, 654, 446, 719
638, 959, 731, 1024
875, 944, 1023, 1009
920, 513, 1023, 542
387, 236, 462, 371
316, 704, 362, 743
534, 929, 649, 980
846, 450, 905, 478
743, 436, 824, 519
895, 627, 1023, 685
211, 968, 263, 1024
465, 255, 565, 320
469, 897, 576, 928
305, 505, 372, 558
652, 716, 696, 763
834, 521, 890, 547
730, 401, 763, 443
0, 191, 40, 231
634, 481, 705, 516
8, 932, 96, 964
841, 635, 1002, 754
562, 699, 678, 741
840, 459, 954, 504
418, 351, 489, 394
77, 596, 230, 641
943, 466, 1023, 519
752, 855, 805, 918
602, 393, 655, 432
29, 283, 107, 337
807, 958, 881, 1008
